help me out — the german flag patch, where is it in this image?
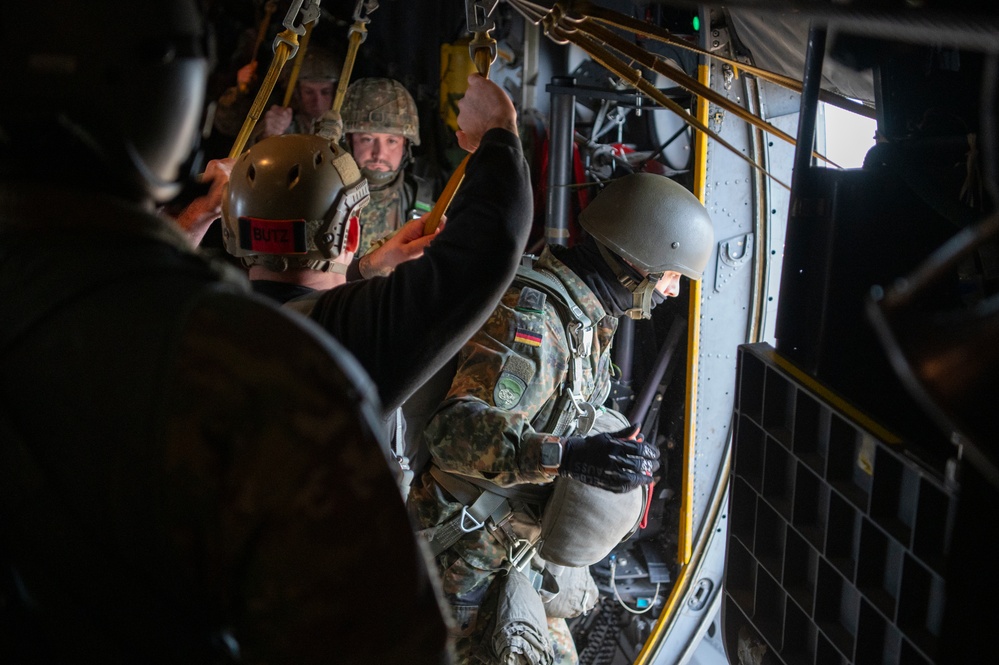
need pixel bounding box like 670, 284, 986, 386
514, 328, 542, 347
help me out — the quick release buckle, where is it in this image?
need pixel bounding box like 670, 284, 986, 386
507, 538, 536, 571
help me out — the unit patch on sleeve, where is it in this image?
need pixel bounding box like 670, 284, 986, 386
493, 355, 536, 410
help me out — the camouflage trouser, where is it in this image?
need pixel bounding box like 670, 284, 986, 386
409, 474, 576, 663
451, 611, 578, 665
439, 533, 579, 664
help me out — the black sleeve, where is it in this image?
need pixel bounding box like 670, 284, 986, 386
308, 127, 533, 413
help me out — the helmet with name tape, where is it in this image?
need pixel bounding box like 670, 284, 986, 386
222, 133, 369, 273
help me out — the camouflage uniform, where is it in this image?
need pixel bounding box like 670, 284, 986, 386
408, 246, 619, 664
357, 170, 435, 253
0, 185, 450, 664
341, 77, 434, 253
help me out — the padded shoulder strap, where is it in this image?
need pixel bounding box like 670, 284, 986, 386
513, 257, 596, 437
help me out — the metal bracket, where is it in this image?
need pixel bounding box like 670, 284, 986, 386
714, 232, 754, 293
273, 0, 323, 56
348, 0, 378, 41
466, 0, 499, 69
466, 0, 499, 33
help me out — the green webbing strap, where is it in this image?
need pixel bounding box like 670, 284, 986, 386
410, 174, 437, 218
423, 466, 511, 557
514, 258, 593, 436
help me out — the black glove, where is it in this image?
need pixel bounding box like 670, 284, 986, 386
559, 425, 660, 493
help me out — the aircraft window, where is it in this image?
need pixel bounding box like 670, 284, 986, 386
820, 101, 878, 168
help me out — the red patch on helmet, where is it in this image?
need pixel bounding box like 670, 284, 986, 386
238, 217, 308, 254
344, 216, 360, 253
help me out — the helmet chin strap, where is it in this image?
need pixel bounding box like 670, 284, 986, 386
360, 166, 400, 187
595, 242, 663, 320
356, 139, 411, 190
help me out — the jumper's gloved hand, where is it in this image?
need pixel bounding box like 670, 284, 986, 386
315, 109, 343, 143
559, 425, 659, 493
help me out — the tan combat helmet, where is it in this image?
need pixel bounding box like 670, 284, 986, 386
341, 78, 421, 146
296, 46, 343, 83
579, 172, 715, 319
222, 134, 369, 274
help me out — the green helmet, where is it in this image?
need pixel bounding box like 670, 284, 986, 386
222, 134, 369, 273
579, 172, 714, 318
341, 78, 420, 146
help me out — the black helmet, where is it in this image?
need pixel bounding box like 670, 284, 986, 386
579, 173, 714, 318
0, 0, 209, 203
222, 134, 370, 273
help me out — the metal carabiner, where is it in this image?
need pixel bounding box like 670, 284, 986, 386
465, 0, 499, 73
348, 0, 379, 40
273, 0, 322, 55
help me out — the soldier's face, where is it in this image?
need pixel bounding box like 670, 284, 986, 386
297, 79, 336, 120
350, 132, 406, 172
655, 271, 682, 298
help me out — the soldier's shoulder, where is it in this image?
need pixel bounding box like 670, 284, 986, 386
162, 291, 450, 664
167, 290, 384, 458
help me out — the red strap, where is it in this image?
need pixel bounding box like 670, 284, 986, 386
639, 481, 655, 529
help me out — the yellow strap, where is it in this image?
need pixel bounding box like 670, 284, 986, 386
333, 1, 379, 112
281, 20, 315, 107
578, 18, 839, 168
333, 29, 364, 112
422, 35, 496, 236
240, 1, 278, 93
423, 156, 468, 235
572, 0, 875, 120
550, 19, 790, 189
228, 31, 298, 159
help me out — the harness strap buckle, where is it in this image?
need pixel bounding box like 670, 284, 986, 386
507, 538, 537, 571
459, 504, 486, 533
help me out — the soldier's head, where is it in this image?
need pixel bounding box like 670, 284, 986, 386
0, 0, 208, 204
289, 47, 342, 122
222, 134, 369, 275
341, 78, 420, 187
579, 173, 714, 319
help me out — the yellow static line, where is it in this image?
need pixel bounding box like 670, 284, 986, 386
681, 59, 711, 567
229, 33, 297, 159
282, 20, 314, 108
